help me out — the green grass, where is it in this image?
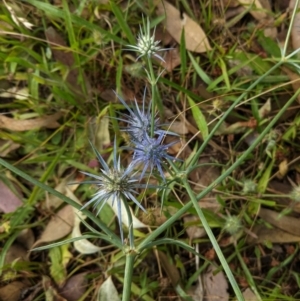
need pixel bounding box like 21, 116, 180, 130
1, 0, 300, 300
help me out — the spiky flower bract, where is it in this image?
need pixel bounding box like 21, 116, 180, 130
126, 17, 168, 62
223, 215, 242, 235
115, 91, 174, 143
131, 133, 178, 181
80, 138, 147, 242
290, 186, 300, 202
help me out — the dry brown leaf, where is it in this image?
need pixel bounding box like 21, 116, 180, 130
185, 157, 221, 239
281, 66, 300, 103
277, 159, 288, 179
0, 112, 62, 131
0, 281, 27, 301
45, 180, 69, 210
187, 277, 204, 301
16, 228, 35, 250
59, 273, 87, 301
158, 251, 181, 287
258, 98, 271, 118
161, 47, 181, 72
0, 139, 20, 157
139, 206, 177, 226
5, 243, 27, 265
259, 208, 300, 236
238, 0, 277, 38
43, 276, 67, 301
157, 1, 211, 53
238, 0, 267, 20
32, 205, 74, 249
242, 288, 259, 301
0, 181, 23, 213
289, 0, 300, 50
247, 224, 300, 244
203, 264, 229, 301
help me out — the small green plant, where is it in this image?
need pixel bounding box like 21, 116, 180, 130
2, 1, 300, 300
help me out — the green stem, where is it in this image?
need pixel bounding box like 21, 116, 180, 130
236, 246, 262, 301
0, 158, 123, 249
183, 177, 243, 301
282, 0, 300, 57
139, 87, 299, 250
138, 89, 300, 301
188, 61, 283, 168
147, 57, 157, 137
122, 252, 136, 301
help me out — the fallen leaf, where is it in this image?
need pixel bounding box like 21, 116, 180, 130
5, 243, 27, 265
157, 1, 211, 53
0, 139, 20, 157
277, 159, 288, 179
64, 187, 102, 254
0, 86, 29, 100
187, 276, 204, 301
242, 288, 259, 301
259, 208, 300, 236
59, 273, 87, 301
203, 264, 229, 301
0, 112, 62, 131
247, 224, 300, 244
72, 210, 102, 254
97, 276, 121, 301
0, 281, 27, 301
185, 158, 221, 239
161, 47, 181, 72
258, 98, 271, 118
42, 276, 67, 301
158, 251, 181, 287
238, 0, 277, 38
238, 0, 267, 20
168, 120, 189, 135
16, 228, 35, 250
281, 66, 300, 103
0, 181, 23, 213
139, 206, 177, 226
46, 180, 69, 210
32, 205, 75, 249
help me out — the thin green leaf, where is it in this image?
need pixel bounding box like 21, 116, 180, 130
110, 2, 135, 45
187, 96, 209, 139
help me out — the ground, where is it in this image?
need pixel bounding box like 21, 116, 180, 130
1, 0, 300, 300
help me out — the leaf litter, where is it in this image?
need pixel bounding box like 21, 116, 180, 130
2, 0, 300, 300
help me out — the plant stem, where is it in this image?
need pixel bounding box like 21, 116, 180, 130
0, 158, 123, 248
122, 252, 136, 301
183, 177, 244, 301
188, 61, 282, 168
138, 89, 300, 301
147, 57, 157, 137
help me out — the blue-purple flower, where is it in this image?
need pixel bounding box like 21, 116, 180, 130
116, 92, 176, 143
131, 133, 178, 181
80, 139, 146, 242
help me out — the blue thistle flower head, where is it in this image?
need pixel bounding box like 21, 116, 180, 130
116, 91, 177, 143
131, 133, 179, 181
79, 138, 146, 242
